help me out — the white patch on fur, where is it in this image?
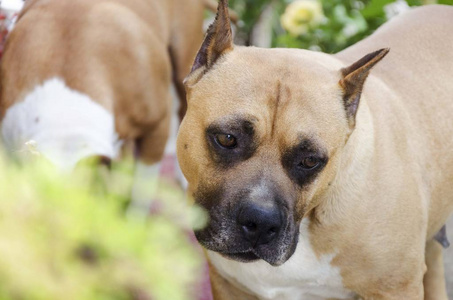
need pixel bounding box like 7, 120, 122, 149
1, 0, 24, 31
1, 0, 24, 13
208, 218, 355, 300
1, 78, 121, 171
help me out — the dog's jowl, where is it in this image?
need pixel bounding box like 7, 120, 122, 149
177, 0, 453, 299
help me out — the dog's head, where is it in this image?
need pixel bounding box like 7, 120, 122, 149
177, 0, 388, 266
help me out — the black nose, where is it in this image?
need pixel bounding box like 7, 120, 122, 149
237, 203, 282, 247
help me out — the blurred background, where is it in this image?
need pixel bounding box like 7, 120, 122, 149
227, 0, 452, 51
0, 0, 452, 299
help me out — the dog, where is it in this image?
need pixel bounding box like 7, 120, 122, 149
177, 1, 453, 299
0, 0, 210, 172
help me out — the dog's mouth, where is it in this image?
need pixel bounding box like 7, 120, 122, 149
214, 244, 293, 266
195, 235, 261, 263
219, 251, 259, 262
194, 216, 299, 266
196, 234, 279, 264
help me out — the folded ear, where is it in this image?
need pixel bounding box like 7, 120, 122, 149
339, 48, 390, 128
187, 0, 233, 82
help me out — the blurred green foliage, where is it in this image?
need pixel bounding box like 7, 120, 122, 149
0, 153, 206, 300
228, 0, 453, 53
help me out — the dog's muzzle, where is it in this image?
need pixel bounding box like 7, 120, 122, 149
194, 183, 299, 266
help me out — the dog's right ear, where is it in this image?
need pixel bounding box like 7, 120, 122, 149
339, 48, 389, 129
185, 0, 233, 85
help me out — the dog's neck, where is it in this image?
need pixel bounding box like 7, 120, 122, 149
1, 78, 121, 172
315, 98, 376, 223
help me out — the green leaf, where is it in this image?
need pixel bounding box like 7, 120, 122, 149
361, 0, 395, 18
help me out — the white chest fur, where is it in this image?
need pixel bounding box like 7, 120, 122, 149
208, 219, 354, 300
1, 78, 121, 171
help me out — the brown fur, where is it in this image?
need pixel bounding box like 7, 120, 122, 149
0, 0, 206, 164
177, 1, 453, 298
340, 48, 389, 129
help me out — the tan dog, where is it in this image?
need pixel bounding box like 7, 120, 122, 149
177, 1, 453, 299
0, 0, 208, 171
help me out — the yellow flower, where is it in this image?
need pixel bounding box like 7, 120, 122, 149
281, 0, 325, 36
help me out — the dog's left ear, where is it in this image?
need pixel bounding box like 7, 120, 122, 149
340, 48, 390, 128
186, 0, 233, 85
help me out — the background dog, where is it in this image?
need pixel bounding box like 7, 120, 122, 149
0, 0, 207, 173
177, 0, 453, 298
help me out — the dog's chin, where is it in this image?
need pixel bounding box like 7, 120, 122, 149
217, 248, 291, 266
220, 251, 260, 262
196, 233, 298, 266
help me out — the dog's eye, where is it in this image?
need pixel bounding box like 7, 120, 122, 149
215, 133, 237, 149
299, 156, 320, 170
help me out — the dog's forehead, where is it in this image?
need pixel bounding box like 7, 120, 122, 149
236, 47, 342, 81
191, 47, 342, 110
189, 47, 347, 148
